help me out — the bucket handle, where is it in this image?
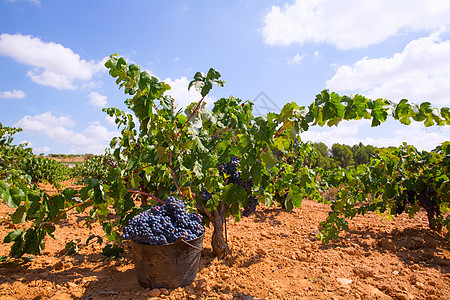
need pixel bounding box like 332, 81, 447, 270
180, 238, 203, 251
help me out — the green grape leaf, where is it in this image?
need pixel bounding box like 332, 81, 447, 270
3, 229, 23, 243
222, 184, 246, 205
11, 205, 27, 224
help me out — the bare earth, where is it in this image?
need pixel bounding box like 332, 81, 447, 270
0, 181, 449, 300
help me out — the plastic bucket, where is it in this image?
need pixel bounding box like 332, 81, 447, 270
129, 234, 204, 289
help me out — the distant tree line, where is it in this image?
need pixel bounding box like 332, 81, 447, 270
310, 142, 378, 170
44, 154, 93, 159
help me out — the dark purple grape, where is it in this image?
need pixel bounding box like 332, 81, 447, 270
122, 197, 204, 245
242, 196, 258, 217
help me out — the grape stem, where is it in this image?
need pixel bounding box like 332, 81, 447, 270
169, 151, 187, 202
126, 189, 165, 204
40, 198, 93, 229
195, 203, 214, 221
176, 95, 206, 139
169, 95, 207, 201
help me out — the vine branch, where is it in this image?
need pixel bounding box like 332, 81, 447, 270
126, 189, 165, 204
170, 151, 187, 202
176, 96, 206, 139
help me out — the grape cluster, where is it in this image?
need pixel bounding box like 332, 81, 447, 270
102, 156, 118, 168
219, 156, 258, 217
122, 197, 204, 245
219, 157, 253, 192
242, 196, 258, 217
202, 187, 214, 201
219, 156, 239, 176
394, 187, 442, 230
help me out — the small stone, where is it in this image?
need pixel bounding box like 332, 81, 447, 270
336, 278, 353, 285
148, 288, 161, 297
342, 247, 358, 255
48, 292, 72, 300
395, 292, 413, 300
380, 238, 395, 251
67, 282, 77, 288
33, 291, 46, 300
260, 232, 271, 239
219, 294, 233, 300
160, 288, 169, 295
354, 265, 374, 278
53, 261, 64, 271
393, 270, 399, 275
366, 285, 390, 299
296, 252, 308, 261
427, 289, 436, 295
7, 222, 16, 229
256, 248, 267, 255
427, 280, 436, 286
415, 282, 425, 290
185, 285, 195, 294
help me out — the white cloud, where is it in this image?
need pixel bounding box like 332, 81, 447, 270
287, 53, 304, 64
0, 34, 106, 90
18, 140, 49, 154
262, 0, 450, 49
14, 112, 119, 154
35, 146, 51, 153
105, 115, 117, 126
25, 142, 51, 154
0, 89, 26, 99
6, 0, 40, 5
301, 120, 450, 151
15, 112, 75, 131
301, 120, 363, 145
163, 76, 215, 109
88, 92, 108, 108
26, 69, 76, 90
326, 33, 450, 105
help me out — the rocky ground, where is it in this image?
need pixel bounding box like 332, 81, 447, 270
0, 181, 449, 300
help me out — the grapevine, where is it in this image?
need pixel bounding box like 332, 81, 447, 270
318, 142, 450, 243
1, 54, 449, 260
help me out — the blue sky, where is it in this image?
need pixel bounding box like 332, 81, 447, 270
1, 0, 449, 154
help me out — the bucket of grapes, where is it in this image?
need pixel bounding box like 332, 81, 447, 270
122, 197, 205, 289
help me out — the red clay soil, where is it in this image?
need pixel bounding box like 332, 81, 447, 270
0, 181, 449, 300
